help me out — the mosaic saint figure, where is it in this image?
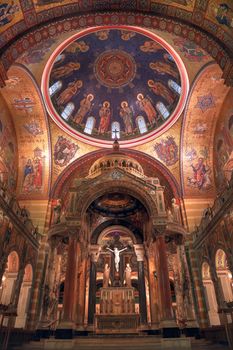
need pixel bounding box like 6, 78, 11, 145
190, 157, 211, 190
137, 93, 158, 126
148, 80, 175, 105
149, 61, 179, 79
120, 101, 134, 134
98, 101, 111, 134
56, 80, 83, 106
73, 94, 94, 125
140, 41, 162, 53
120, 30, 135, 40
22, 159, 34, 192
65, 40, 89, 53
51, 62, 81, 79
95, 30, 109, 40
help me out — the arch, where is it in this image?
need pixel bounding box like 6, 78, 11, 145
84, 116, 96, 135
7, 250, 19, 273
201, 261, 220, 326
0, 64, 51, 197
61, 102, 75, 121
168, 80, 181, 95
136, 116, 148, 134
215, 249, 233, 303
181, 62, 230, 198
215, 248, 228, 270
1, 11, 231, 78
15, 264, 33, 328
49, 81, 62, 96
77, 180, 157, 221
111, 122, 120, 139
92, 222, 142, 245
0, 251, 19, 307
51, 148, 181, 201
156, 102, 170, 119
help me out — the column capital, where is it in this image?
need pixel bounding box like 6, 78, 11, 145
68, 226, 82, 240
89, 245, 101, 263
49, 235, 61, 250
152, 224, 167, 240
134, 244, 145, 262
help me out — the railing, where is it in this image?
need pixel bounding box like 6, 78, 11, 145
193, 172, 233, 240
0, 180, 41, 241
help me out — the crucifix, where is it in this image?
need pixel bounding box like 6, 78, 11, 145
106, 246, 127, 272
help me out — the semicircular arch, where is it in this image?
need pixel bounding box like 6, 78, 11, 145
91, 221, 143, 245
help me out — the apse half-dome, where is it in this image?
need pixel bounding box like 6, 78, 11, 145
42, 25, 189, 148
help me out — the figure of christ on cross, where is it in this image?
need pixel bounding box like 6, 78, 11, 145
106, 246, 127, 272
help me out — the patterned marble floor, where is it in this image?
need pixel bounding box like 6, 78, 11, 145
12, 337, 229, 350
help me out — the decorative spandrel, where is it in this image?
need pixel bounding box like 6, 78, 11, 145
42, 25, 189, 148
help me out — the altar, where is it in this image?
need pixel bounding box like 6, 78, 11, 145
95, 287, 139, 334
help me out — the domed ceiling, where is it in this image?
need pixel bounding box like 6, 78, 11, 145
89, 193, 143, 217
42, 25, 189, 148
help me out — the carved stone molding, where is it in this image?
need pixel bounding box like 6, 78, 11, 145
89, 244, 101, 263
134, 244, 145, 262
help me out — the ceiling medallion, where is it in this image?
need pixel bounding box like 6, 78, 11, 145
94, 50, 136, 88
42, 25, 189, 148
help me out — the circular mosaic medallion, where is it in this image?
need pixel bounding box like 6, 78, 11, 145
94, 50, 136, 88
42, 25, 189, 148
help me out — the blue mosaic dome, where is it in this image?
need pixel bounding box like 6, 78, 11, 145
42, 26, 188, 147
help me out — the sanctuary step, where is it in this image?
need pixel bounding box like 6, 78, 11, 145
11, 336, 229, 350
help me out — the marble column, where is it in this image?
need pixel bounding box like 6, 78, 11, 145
47, 238, 58, 290
146, 244, 159, 327
179, 245, 198, 328
76, 256, 87, 328
134, 244, 147, 325
88, 245, 100, 325
209, 264, 225, 324
154, 234, 175, 327
62, 234, 78, 326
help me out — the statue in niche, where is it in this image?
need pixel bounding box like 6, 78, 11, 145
124, 263, 132, 287
53, 199, 62, 224
103, 263, 110, 288
106, 246, 127, 272
172, 198, 181, 223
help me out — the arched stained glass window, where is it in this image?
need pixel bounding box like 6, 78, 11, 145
111, 122, 120, 139
61, 103, 75, 120
168, 79, 181, 95
167, 54, 174, 63
156, 102, 170, 119
49, 81, 62, 96
54, 54, 65, 63
84, 117, 95, 134
136, 116, 148, 134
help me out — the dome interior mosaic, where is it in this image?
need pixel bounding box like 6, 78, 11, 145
42, 26, 189, 147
